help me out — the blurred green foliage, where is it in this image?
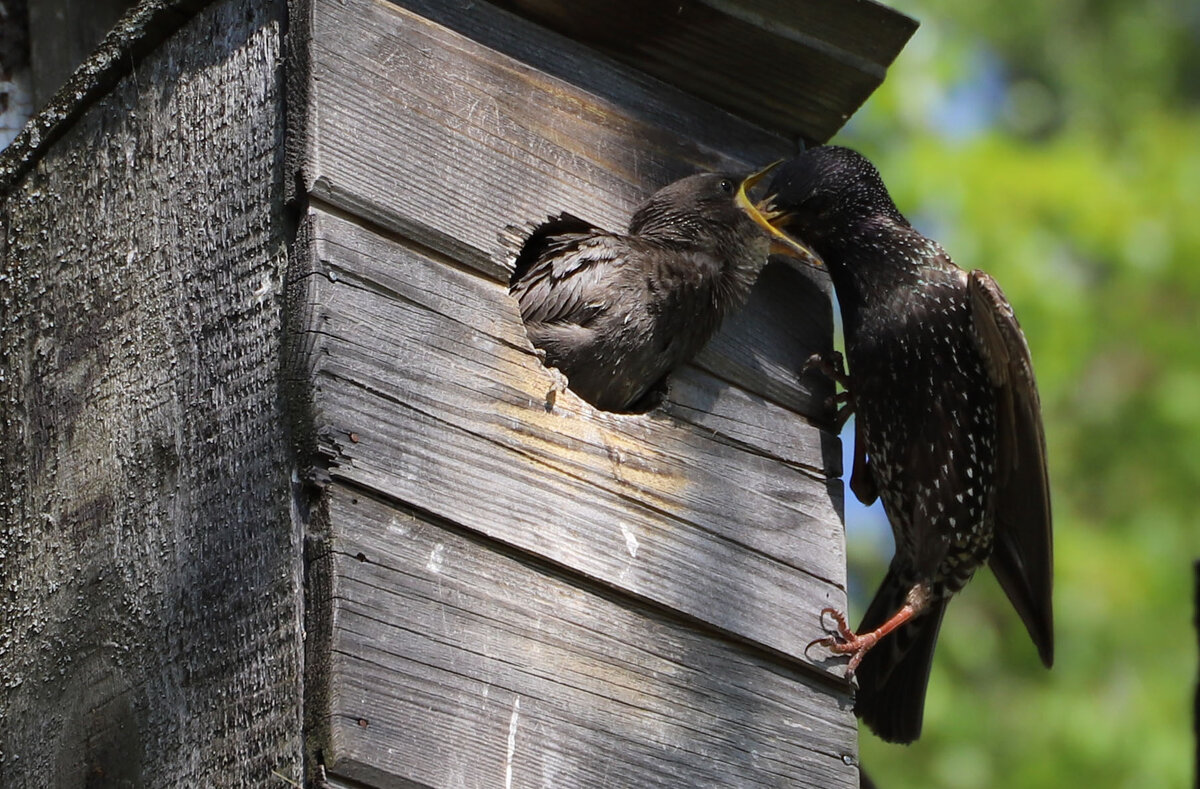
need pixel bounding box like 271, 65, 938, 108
832, 1, 1199, 786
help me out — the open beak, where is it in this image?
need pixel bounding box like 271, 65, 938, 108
736, 161, 823, 269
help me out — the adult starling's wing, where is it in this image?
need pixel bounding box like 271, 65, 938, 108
510, 225, 626, 327
969, 270, 1054, 667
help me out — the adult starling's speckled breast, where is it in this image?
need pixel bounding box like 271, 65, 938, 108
509, 165, 812, 412
767, 146, 1053, 743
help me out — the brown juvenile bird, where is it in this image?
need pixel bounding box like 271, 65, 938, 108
766, 146, 1053, 743
509, 165, 813, 411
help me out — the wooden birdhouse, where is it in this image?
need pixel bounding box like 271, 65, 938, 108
0, 1, 915, 786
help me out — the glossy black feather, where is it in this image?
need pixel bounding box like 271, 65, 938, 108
969, 271, 1054, 666
508, 212, 600, 286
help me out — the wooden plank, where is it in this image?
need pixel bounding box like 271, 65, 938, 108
488, 0, 918, 142
692, 258, 842, 421
666, 359, 842, 478
289, 208, 846, 671
292, 0, 840, 418
0, 0, 302, 785
314, 485, 858, 788
295, 0, 792, 282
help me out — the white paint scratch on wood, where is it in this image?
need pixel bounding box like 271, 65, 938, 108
427, 543, 445, 573
619, 522, 639, 558
505, 696, 521, 789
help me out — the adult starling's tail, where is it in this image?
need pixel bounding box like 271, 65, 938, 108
853, 568, 949, 744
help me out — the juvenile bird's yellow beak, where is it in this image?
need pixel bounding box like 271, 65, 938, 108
736, 161, 823, 268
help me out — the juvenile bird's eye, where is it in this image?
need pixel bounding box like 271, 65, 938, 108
719, 179, 734, 194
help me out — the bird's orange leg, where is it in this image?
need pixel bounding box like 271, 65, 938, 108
812, 598, 927, 678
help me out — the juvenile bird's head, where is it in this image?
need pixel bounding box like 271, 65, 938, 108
628, 172, 754, 241
629, 167, 820, 267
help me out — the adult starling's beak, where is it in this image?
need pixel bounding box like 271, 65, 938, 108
736, 162, 824, 268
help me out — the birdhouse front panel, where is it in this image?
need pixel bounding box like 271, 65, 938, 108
286, 0, 913, 785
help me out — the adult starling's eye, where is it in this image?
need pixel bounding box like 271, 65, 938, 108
719, 179, 734, 194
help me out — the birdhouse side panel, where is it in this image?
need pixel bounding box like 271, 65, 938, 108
0, 0, 301, 784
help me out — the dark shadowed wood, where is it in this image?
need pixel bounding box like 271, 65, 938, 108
311, 484, 858, 788
0, 0, 302, 786
27, 0, 136, 106
289, 208, 846, 670
490, 0, 918, 143
0, 0, 215, 191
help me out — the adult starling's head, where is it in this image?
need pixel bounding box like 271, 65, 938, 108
765, 146, 907, 254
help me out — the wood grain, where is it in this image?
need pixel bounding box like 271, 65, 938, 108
293, 0, 841, 418
294, 0, 794, 283
313, 484, 859, 788
289, 208, 847, 671
0, 1, 302, 786
489, 0, 918, 142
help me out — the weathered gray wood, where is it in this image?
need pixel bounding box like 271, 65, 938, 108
27, 0, 136, 106
0, 0, 302, 786
489, 0, 918, 143
289, 208, 846, 673
294, 0, 839, 418
313, 484, 859, 788
693, 259, 842, 420
294, 0, 792, 282
0, 0, 214, 191
666, 355, 842, 477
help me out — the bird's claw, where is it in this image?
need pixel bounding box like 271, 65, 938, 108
813, 607, 876, 679
830, 393, 856, 432
803, 350, 851, 388
805, 352, 856, 430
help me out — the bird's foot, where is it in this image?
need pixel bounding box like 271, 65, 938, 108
831, 392, 855, 433
803, 350, 851, 388
804, 351, 856, 429
810, 607, 879, 678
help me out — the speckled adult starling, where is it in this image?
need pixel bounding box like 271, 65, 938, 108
509, 164, 814, 412
766, 146, 1053, 743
